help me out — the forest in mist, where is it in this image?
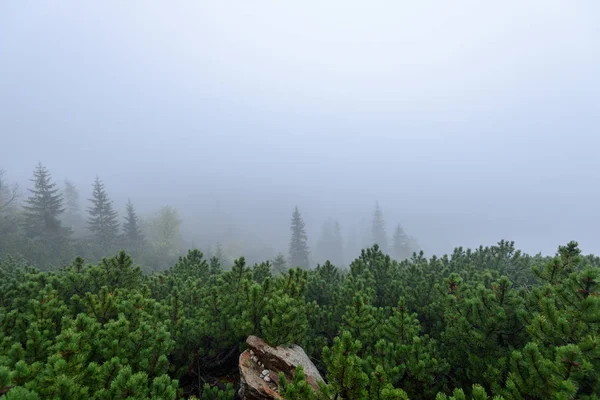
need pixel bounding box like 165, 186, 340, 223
2, 1, 600, 399
2, 170, 600, 399
1, 163, 599, 400
2, 2, 600, 257
0, 163, 419, 271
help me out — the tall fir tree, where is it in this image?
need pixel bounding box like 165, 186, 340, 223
122, 199, 145, 255
392, 223, 411, 260
87, 177, 120, 253
371, 201, 388, 253
289, 206, 310, 269
22, 163, 67, 238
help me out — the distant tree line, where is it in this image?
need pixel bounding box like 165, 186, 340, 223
0, 163, 183, 270
0, 164, 419, 272
289, 202, 418, 270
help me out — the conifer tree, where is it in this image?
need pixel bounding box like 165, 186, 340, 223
215, 242, 228, 268
307, 260, 342, 307
315, 220, 332, 265
87, 177, 120, 253
504, 242, 600, 399
62, 179, 85, 235
209, 256, 223, 275
289, 206, 310, 269
392, 223, 411, 261
331, 220, 344, 267
143, 205, 182, 270
22, 163, 67, 238
278, 365, 322, 400
147, 206, 181, 250
342, 293, 383, 348
346, 226, 358, 263
272, 252, 287, 274
252, 261, 272, 284
0, 171, 23, 259
322, 331, 369, 399
200, 382, 235, 400
350, 245, 399, 308
63, 179, 79, 216
315, 220, 344, 266
171, 249, 209, 280
122, 199, 145, 254
0, 169, 20, 213
371, 202, 388, 253
261, 293, 308, 345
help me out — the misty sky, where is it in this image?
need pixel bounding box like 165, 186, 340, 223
1, 1, 599, 256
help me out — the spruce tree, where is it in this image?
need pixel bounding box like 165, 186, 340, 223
22, 163, 67, 238
87, 177, 120, 253
371, 202, 388, 252
392, 223, 411, 261
122, 199, 145, 254
289, 206, 310, 269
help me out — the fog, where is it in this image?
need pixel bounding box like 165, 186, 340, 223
1, 1, 599, 261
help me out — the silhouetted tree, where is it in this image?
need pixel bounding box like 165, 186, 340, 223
0, 169, 20, 212
315, 220, 334, 264
87, 177, 120, 252
62, 179, 85, 234
122, 199, 145, 255
392, 223, 411, 260
214, 242, 228, 268
332, 220, 344, 267
272, 252, 287, 274
371, 201, 388, 252
64, 179, 80, 215
289, 206, 310, 269
316, 219, 345, 267
346, 226, 358, 263
22, 163, 67, 238
209, 256, 222, 275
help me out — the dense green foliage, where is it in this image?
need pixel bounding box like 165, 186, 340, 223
1, 237, 599, 399
1, 164, 599, 399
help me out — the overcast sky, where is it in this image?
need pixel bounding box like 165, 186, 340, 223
1, 1, 599, 256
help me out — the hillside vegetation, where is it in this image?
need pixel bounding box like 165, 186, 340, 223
1, 240, 599, 399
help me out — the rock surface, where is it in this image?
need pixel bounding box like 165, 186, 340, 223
238, 336, 324, 400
